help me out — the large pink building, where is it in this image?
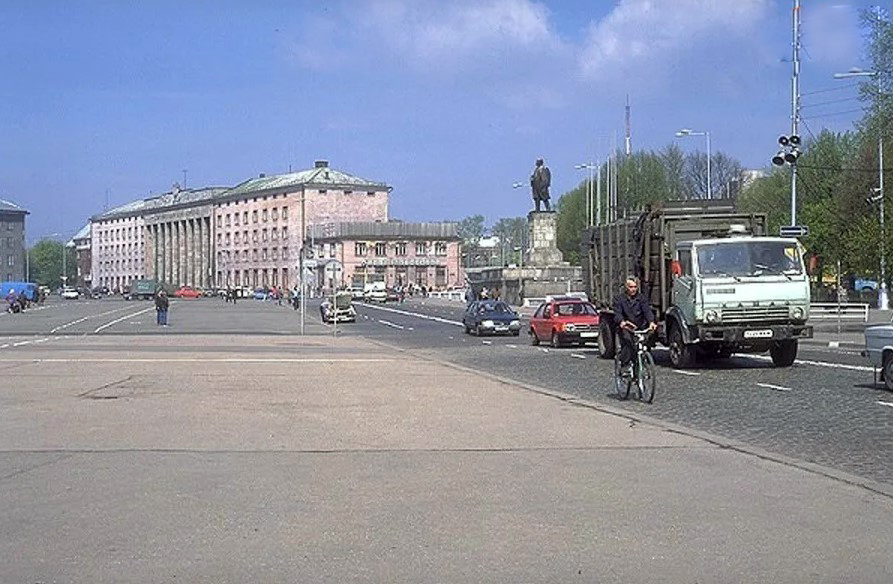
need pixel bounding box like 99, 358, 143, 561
306, 221, 463, 292
213, 160, 389, 290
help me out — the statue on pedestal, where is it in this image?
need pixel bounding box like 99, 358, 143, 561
530, 158, 552, 212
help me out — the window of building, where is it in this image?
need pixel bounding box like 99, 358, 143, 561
271, 228, 278, 241
7, 255, 14, 266
234, 213, 240, 226
375, 242, 387, 257
281, 226, 288, 239
416, 242, 428, 256
225, 214, 231, 227
282, 247, 289, 259
355, 242, 367, 256
235, 232, 241, 244
242, 250, 248, 260
262, 248, 268, 260
225, 233, 231, 245
217, 233, 222, 244
319, 189, 327, 194
252, 249, 258, 261
217, 216, 222, 228
282, 206, 288, 220
243, 211, 248, 223
262, 229, 267, 242
329, 243, 336, 258
252, 210, 258, 223
262, 209, 268, 222
271, 208, 278, 221
395, 242, 407, 257
272, 248, 279, 260
253, 230, 258, 243
435, 242, 447, 256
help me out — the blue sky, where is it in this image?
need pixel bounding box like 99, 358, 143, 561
0, 0, 880, 241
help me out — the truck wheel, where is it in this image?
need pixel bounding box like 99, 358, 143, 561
668, 325, 696, 369
598, 320, 615, 359
770, 340, 798, 367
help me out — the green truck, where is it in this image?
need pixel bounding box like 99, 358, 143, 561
124, 279, 160, 300
581, 200, 813, 368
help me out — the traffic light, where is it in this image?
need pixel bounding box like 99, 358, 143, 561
772, 134, 801, 166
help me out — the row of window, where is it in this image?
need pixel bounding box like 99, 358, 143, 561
6, 254, 14, 266
218, 206, 289, 229
97, 258, 143, 272
98, 226, 142, 243
216, 227, 289, 246
217, 247, 289, 262
0, 236, 17, 248
353, 241, 448, 257
1, 222, 19, 231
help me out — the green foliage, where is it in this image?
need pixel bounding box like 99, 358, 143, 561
456, 215, 485, 244
556, 183, 585, 265
28, 239, 76, 288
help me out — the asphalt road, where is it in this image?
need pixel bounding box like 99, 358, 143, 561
3, 295, 892, 489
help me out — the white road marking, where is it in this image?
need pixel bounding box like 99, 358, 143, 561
747, 354, 873, 373
877, 401, 893, 408
672, 370, 701, 377
482, 340, 492, 345
0, 344, 8, 349
12, 340, 31, 347
570, 353, 586, 359
407, 327, 414, 331
0, 358, 398, 363
540, 348, 549, 353
360, 302, 464, 327
448, 336, 454, 340
756, 382, 793, 392
50, 305, 135, 333
506, 344, 517, 349
377, 319, 405, 330
94, 307, 155, 333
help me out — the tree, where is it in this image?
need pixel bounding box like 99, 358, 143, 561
491, 217, 526, 266
556, 183, 586, 265
28, 239, 75, 289
456, 214, 485, 245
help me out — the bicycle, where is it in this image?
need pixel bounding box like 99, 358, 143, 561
613, 329, 656, 403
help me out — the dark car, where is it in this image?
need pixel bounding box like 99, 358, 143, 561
462, 300, 521, 336
529, 297, 600, 347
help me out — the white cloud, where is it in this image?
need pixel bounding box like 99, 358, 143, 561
578, 0, 772, 78
801, 4, 862, 68
358, 0, 564, 69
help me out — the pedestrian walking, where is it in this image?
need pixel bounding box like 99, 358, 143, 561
155, 289, 170, 326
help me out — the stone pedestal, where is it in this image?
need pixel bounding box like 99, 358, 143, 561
527, 211, 564, 266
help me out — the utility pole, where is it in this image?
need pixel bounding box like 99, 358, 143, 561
625, 94, 632, 157
789, 0, 802, 225
300, 187, 306, 335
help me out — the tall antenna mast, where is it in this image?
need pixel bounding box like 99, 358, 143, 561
625, 94, 632, 156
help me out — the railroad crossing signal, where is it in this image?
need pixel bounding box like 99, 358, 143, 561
779, 225, 808, 238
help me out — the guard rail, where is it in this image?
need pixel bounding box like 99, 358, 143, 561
809, 302, 869, 322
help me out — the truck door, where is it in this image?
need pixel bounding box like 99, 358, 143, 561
672, 247, 696, 325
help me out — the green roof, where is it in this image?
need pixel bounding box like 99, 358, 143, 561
222, 161, 389, 199
91, 186, 229, 221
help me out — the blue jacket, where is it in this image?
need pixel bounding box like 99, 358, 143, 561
613, 293, 655, 329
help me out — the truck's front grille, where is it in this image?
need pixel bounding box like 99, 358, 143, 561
721, 306, 789, 323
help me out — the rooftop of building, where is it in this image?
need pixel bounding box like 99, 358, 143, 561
91, 186, 229, 222
222, 160, 390, 199
71, 223, 91, 242
308, 220, 459, 240
0, 198, 28, 215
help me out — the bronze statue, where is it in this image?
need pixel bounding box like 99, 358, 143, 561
530, 158, 552, 212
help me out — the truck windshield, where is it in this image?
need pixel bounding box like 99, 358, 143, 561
697, 241, 802, 277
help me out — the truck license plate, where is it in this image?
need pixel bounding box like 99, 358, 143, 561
580, 332, 599, 338
743, 329, 773, 339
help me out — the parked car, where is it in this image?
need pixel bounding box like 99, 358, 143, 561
348, 285, 366, 300
462, 300, 521, 336
855, 278, 879, 292
61, 286, 80, 300
320, 291, 357, 323
174, 286, 202, 299
529, 297, 600, 347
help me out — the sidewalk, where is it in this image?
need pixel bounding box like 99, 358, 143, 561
2, 333, 892, 582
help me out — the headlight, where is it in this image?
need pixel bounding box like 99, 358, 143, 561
510, 320, 520, 327
482, 320, 495, 327
791, 306, 805, 320
705, 310, 720, 324
564, 323, 576, 331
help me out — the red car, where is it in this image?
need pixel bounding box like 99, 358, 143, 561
529, 297, 600, 347
173, 286, 202, 299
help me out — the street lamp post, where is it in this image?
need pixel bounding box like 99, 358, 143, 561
675, 128, 712, 198
835, 64, 887, 309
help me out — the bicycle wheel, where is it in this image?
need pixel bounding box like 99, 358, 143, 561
614, 358, 631, 400
637, 351, 656, 403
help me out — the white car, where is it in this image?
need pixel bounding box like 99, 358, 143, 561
61, 287, 80, 300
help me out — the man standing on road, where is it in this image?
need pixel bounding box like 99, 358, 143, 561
155, 289, 170, 327
613, 276, 657, 374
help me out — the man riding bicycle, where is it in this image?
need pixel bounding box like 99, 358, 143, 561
613, 276, 658, 376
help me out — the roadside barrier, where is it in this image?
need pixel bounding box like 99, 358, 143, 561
809, 302, 869, 322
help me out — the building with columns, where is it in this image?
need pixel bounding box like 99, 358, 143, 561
213, 160, 390, 290
306, 221, 463, 292
143, 186, 227, 288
